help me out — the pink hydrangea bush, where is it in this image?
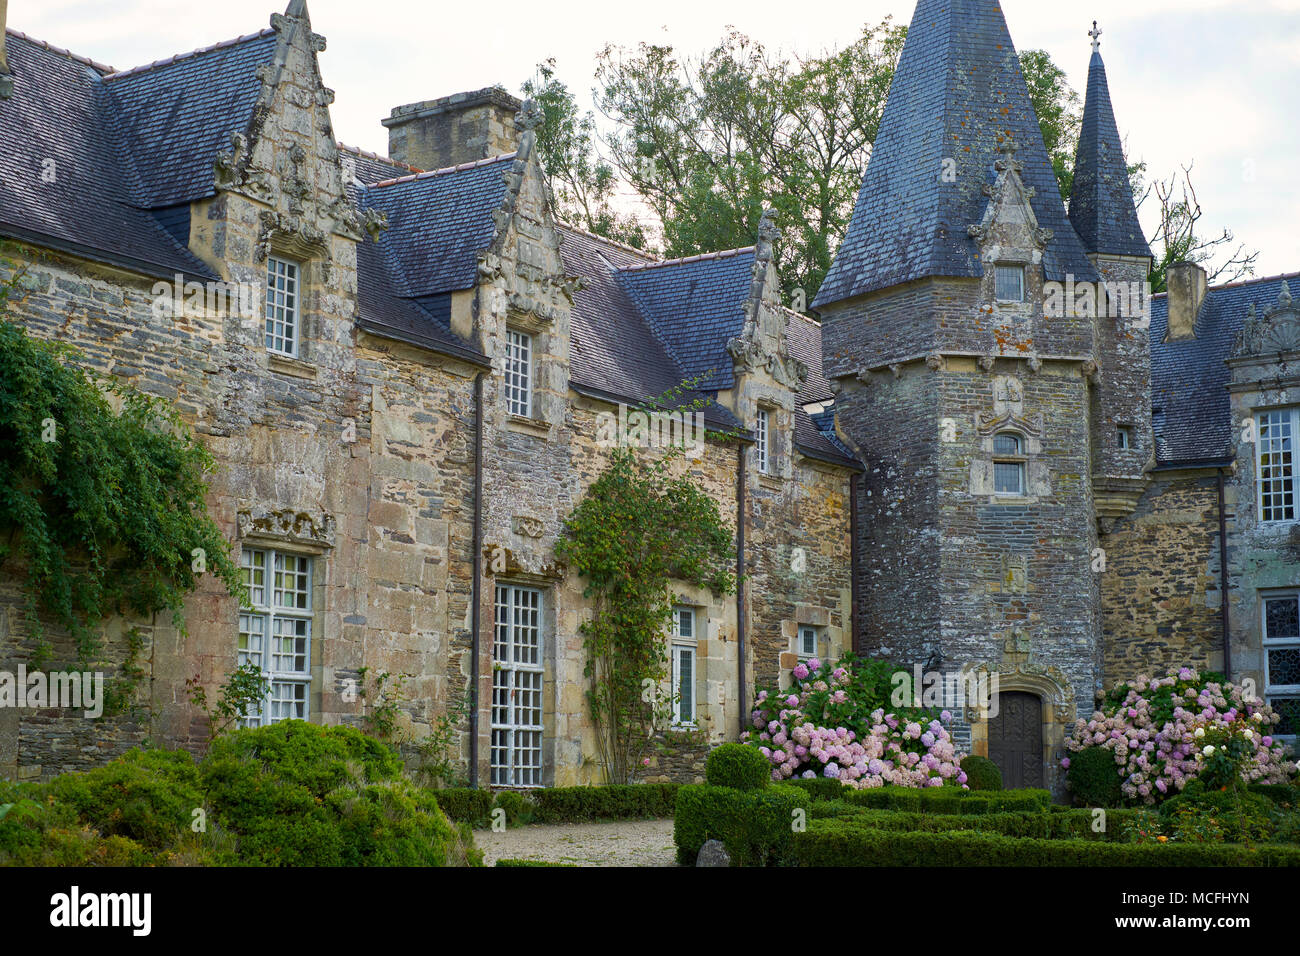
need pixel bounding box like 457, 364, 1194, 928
1064, 667, 1298, 805
745, 655, 969, 789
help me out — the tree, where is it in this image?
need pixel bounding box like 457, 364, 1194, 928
555, 447, 734, 784
1018, 49, 1081, 200
522, 60, 648, 249
0, 247, 242, 678
1137, 162, 1258, 293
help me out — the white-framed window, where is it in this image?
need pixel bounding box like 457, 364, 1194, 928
670, 606, 696, 726
755, 408, 770, 474
798, 624, 820, 660
265, 256, 300, 357
995, 264, 1025, 303
1263, 592, 1300, 742
238, 547, 313, 727
993, 432, 1025, 496
1258, 409, 1298, 524
505, 329, 533, 418
1117, 426, 1131, 450
492, 584, 544, 786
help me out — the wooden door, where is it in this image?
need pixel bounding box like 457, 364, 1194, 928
987, 691, 1044, 790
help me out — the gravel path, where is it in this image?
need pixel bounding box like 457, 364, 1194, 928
474, 818, 679, 867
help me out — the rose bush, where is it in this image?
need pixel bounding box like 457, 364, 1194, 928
744, 655, 968, 789
1064, 667, 1297, 805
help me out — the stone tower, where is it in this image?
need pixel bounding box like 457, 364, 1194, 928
816, 1, 1146, 792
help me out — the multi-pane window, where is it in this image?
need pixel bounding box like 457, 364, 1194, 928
239, 548, 312, 727
1258, 409, 1298, 523
505, 330, 533, 418
492, 585, 544, 786
265, 256, 300, 356
755, 409, 770, 474
798, 624, 820, 660
671, 606, 696, 726
1263, 594, 1300, 741
993, 432, 1025, 496
995, 264, 1025, 302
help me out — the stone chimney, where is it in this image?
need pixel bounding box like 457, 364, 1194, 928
1164, 261, 1207, 342
383, 87, 522, 171
1, 0, 14, 100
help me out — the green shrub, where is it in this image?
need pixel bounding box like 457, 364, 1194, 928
493, 790, 533, 826
842, 786, 1049, 815
530, 783, 678, 823
781, 777, 850, 802
1157, 784, 1276, 844
200, 721, 475, 866
960, 755, 1003, 791
706, 743, 770, 791
674, 783, 807, 865
432, 788, 494, 828
1250, 783, 1300, 809
802, 804, 1136, 841
1066, 746, 1123, 807
786, 819, 1300, 866
47, 748, 204, 849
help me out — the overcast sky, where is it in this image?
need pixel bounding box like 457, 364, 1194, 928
13, 0, 1300, 278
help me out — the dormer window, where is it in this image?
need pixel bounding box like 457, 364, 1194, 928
993, 432, 1025, 496
995, 264, 1025, 303
505, 329, 533, 418
755, 408, 771, 474
265, 256, 301, 357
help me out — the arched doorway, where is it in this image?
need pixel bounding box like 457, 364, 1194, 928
987, 691, 1044, 789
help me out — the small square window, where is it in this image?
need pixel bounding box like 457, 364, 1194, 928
265, 256, 300, 356
995, 265, 1025, 303
798, 625, 819, 659
1117, 427, 1131, 450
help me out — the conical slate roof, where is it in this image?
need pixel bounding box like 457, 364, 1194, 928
1068, 49, 1151, 259
814, 0, 1098, 309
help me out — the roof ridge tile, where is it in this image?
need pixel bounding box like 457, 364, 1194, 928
5, 27, 115, 73
365, 151, 518, 189
617, 246, 756, 272
100, 28, 276, 81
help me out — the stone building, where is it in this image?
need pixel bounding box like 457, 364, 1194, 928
0, 1, 857, 786
810, 0, 1297, 795
0, 0, 1295, 797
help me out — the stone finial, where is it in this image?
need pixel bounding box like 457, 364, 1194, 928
515, 99, 545, 133
1281, 281, 1293, 308
757, 208, 781, 247
1089, 21, 1103, 54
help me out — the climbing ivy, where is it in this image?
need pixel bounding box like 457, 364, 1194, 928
556, 445, 735, 784
0, 253, 242, 684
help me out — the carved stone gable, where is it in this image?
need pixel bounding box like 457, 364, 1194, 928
727, 209, 809, 391
1235, 282, 1300, 357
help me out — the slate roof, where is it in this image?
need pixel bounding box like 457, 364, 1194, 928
785, 311, 835, 403
1150, 273, 1300, 466
0, 30, 216, 279
615, 249, 756, 392
357, 155, 514, 296
101, 30, 280, 208
814, 0, 1098, 309
1068, 51, 1151, 259
340, 144, 423, 185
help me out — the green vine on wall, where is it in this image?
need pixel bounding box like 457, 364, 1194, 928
0, 249, 242, 701
556, 445, 736, 784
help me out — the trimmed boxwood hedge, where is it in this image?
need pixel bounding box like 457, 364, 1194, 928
531, 783, 679, 823
805, 805, 1137, 841
674, 783, 809, 865
1066, 745, 1124, 807
705, 743, 771, 791
842, 786, 1051, 815
959, 755, 1003, 791
787, 819, 1300, 866
781, 777, 851, 802
432, 783, 679, 827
